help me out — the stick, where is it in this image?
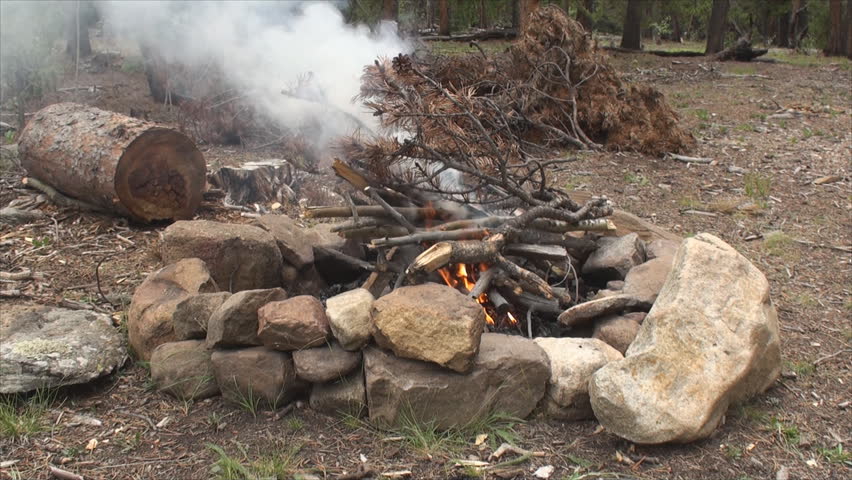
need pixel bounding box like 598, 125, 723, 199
0, 289, 23, 297
487, 288, 510, 313
666, 153, 713, 164
371, 228, 489, 248
50, 466, 84, 480
504, 244, 567, 261
314, 246, 376, 272
303, 205, 443, 221
0, 269, 33, 281
469, 268, 496, 299
365, 187, 416, 233
23, 177, 107, 213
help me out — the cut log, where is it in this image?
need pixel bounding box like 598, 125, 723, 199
18, 102, 206, 222
208, 160, 295, 206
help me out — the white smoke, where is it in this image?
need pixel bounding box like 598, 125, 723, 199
98, 0, 409, 146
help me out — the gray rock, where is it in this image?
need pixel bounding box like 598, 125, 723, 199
534, 338, 622, 420
645, 239, 680, 261
372, 283, 485, 373
325, 288, 374, 351
128, 258, 218, 361
173, 292, 231, 340
558, 294, 652, 328
592, 314, 643, 354
605, 280, 625, 291
257, 296, 330, 351
150, 340, 218, 400
211, 347, 304, 408
622, 256, 675, 303
590, 233, 782, 444
255, 214, 314, 269
582, 233, 646, 284
293, 343, 361, 383
365, 333, 549, 429
206, 288, 288, 348
310, 370, 366, 416
160, 220, 283, 292
0, 306, 126, 393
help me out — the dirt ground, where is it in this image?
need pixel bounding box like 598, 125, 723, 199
1, 42, 850, 480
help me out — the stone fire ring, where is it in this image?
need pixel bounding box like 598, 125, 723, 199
126, 217, 780, 445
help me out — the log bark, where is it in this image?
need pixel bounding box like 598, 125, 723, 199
208, 160, 294, 206
18, 102, 206, 222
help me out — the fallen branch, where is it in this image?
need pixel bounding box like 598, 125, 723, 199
23, 177, 108, 213
0, 269, 33, 281
666, 153, 712, 164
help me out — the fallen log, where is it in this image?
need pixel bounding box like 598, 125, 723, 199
18, 102, 206, 222
713, 38, 768, 62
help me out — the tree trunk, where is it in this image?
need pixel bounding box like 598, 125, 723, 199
65, 2, 92, 62
847, 0, 852, 58
438, 0, 450, 36
577, 0, 594, 31
17, 103, 206, 222
788, 0, 808, 49
826, 0, 844, 55
620, 0, 643, 50
519, 0, 541, 33
479, 0, 488, 28
705, 0, 730, 55
562, 0, 571, 15
776, 13, 790, 47
382, 0, 398, 21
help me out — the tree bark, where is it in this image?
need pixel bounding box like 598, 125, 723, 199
438, 0, 450, 36
847, 0, 852, 58
705, 0, 730, 55
17, 103, 206, 222
620, 0, 643, 50
577, 0, 594, 31
519, 0, 541, 33
65, 1, 92, 62
479, 0, 488, 28
382, 0, 398, 21
826, 0, 844, 56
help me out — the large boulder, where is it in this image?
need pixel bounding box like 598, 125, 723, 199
172, 292, 231, 340
589, 233, 781, 444
211, 347, 304, 408
1, 306, 126, 393
558, 294, 652, 328
582, 233, 646, 285
255, 215, 314, 269
293, 343, 361, 383
257, 296, 330, 351
160, 220, 283, 292
592, 313, 644, 355
621, 256, 675, 303
128, 258, 218, 360
533, 338, 622, 420
310, 370, 366, 416
372, 283, 485, 373
326, 289, 374, 351
150, 340, 218, 400
206, 288, 288, 348
365, 333, 549, 429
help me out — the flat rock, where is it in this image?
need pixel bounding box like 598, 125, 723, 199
128, 258, 218, 360
206, 288, 287, 348
592, 314, 643, 354
150, 340, 218, 400
590, 233, 782, 444
582, 233, 646, 284
310, 370, 366, 416
365, 333, 549, 429
255, 214, 314, 269
257, 296, 330, 351
622, 256, 675, 303
173, 292, 231, 340
293, 343, 361, 383
533, 338, 622, 420
558, 294, 652, 328
325, 288, 374, 351
160, 220, 283, 292
0, 306, 126, 393
211, 347, 304, 408
372, 283, 485, 373
645, 239, 680, 260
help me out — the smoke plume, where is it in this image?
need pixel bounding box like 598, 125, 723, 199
98, 0, 409, 146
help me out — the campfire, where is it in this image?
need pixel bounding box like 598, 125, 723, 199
437, 263, 519, 328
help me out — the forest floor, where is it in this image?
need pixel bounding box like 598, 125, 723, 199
0, 40, 850, 480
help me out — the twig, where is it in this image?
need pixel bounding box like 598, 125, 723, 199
365, 187, 416, 233
314, 246, 376, 272
49, 466, 84, 480
0, 289, 23, 297
792, 239, 852, 253
666, 153, 713, 164
814, 349, 852, 366
95, 255, 116, 306
0, 269, 33, 281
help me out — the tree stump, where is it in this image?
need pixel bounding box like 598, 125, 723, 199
18, 102, 206, 222
208, 160, 295, 206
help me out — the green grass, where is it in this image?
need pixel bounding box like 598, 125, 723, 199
744, 172, 771, 200
693, 108, 710, 121
786, 360, 816, 377
0, 388, 58, 440
428, 39, 511, 56
207, 442, 303, 480
729, 65, 757, 75
386, 407, 522, 456
229, 379, 262, 419
723, 444, 743, 459
734, 403, 769, 424
769, 417, 800, 447
763, 231, 792, 257
817, 444, 851, 464
764, 49, 852, 70
623, 172, 649, 186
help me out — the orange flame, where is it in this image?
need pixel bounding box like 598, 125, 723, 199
506, 311, 519, 326
438, 263, 497, 325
